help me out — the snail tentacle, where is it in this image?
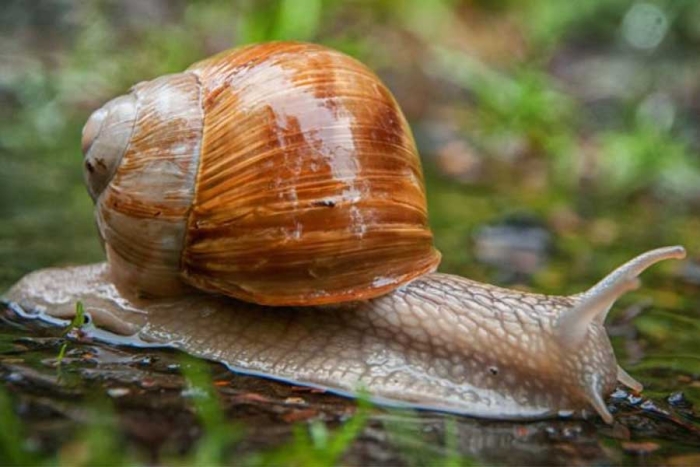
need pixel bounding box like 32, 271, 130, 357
557, 246, 686, 348
585, 375, 615, 424
617, 365, 643, 392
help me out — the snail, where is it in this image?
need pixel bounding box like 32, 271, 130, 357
4, 42, 686, 423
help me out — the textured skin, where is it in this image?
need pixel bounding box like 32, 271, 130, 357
5, 263, 618, 420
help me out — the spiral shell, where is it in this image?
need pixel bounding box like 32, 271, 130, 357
82, 42, 440, 306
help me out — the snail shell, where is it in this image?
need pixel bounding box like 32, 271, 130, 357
81, 42, 441, 306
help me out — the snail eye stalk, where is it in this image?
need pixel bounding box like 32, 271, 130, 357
557, 245, 686, 348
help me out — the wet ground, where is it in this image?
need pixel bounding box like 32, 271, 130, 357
2, 296, 700, 466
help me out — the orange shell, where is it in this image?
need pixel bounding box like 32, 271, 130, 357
86, 42, 441, 306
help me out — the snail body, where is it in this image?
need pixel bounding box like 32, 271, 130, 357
5, 42, 687, 423
6, 247, 684, 422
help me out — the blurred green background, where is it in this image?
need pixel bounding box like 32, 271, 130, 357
2, 0, 700, 331
1, 0, 700, 464
2, 0, 700, 290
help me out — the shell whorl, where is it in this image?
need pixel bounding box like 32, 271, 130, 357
90, 73, 204, 297
82, 94, 137, 201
